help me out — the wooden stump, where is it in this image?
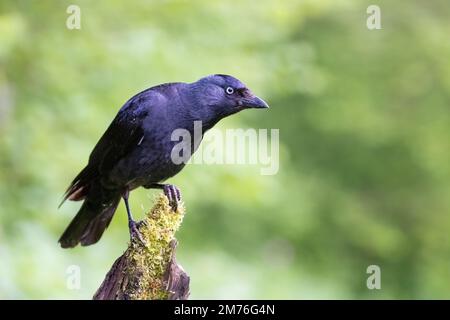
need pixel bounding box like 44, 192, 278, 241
93, 194, 190, 300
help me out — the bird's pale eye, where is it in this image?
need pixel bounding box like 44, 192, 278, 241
225, 87, 234, 95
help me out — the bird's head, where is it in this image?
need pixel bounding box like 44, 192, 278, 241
187, 74, 269, 128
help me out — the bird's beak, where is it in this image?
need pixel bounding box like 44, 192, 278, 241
241, 95, 270, 109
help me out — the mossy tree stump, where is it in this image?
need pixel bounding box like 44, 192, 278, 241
93, 194, 190, 300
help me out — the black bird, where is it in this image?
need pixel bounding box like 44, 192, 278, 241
58, 74, 269, 248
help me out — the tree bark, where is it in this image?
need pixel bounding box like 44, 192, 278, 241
93, 194, 190, 300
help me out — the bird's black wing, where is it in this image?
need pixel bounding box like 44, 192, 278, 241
60, 98, 148, 206
89, 101, 148, 175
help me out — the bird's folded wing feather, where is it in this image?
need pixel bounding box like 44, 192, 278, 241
89, 102, 147, 175
60, 100, 148, 206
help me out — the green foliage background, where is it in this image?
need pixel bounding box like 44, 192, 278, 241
0, 0, 449, 299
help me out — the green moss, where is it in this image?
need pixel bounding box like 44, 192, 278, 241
122, 194, 185, 300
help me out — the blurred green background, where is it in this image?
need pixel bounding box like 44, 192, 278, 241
1, 0, 449, 299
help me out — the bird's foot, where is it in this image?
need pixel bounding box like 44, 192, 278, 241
129, 220, 147, 246
163, 184, 182, 212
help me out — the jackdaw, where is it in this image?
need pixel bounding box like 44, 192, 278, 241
59, 74, 269, 248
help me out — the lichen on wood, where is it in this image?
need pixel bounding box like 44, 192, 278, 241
93, 194, 190, 300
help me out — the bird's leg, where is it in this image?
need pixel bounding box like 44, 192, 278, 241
122, 189, 146, 244
144, 183, 181, 212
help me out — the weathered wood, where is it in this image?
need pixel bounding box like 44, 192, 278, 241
93, 194, 190, 300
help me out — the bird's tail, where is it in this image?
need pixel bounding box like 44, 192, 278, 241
59, 182, 122, 248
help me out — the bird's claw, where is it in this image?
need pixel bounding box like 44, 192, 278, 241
163, 184, 181, 212
129, 220, 147, 245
